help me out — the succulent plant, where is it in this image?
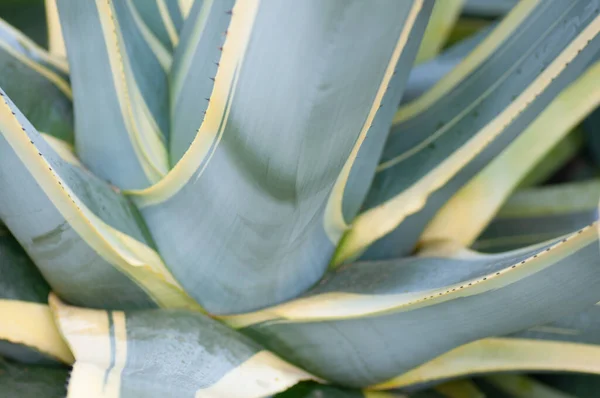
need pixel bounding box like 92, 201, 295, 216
2, 0, 600, 397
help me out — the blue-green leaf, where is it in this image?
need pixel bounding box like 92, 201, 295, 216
50, 294, 314, 398
474, 180, 600, 252
128, 0, 433, 314
132, 0, 184, 52
221, 222, 600, 388
336, 0, 600, 263
0, 87, 198, 311
57, 0, 170, 189
0, 17, 72, 143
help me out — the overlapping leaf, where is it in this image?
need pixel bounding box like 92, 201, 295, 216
220, 219, 600, 388
0, 223, 72, 365
336, 0, 600, 263
57, 0, 170, 189
0, 17, 72, 142
0, 87, 198, 311
474, 180, 600, 252
50, 294, 313, 398
128, 0, 434, 314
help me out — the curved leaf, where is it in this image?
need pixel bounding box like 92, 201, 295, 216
420, 60, 600, 247
474, 180, 600, 252
132, 0, 183, 52
517, 129, 583, 189
128, 0, 432, 314
0, 87, 199, 311
50, 294, 314, 398
0, 17, 72, 143
44, 0, 66, 57
415, 0, 464, 64
403, 24, 492, 104
335, 0, 600, 263
169, 0, 234, 164
0, 357, 68, 398
0, 224, 73, 365
374, 302, 600, 390
57, 0, 170, 189
221, 222, 600, 388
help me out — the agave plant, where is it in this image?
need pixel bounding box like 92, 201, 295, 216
2, 0, 600, 396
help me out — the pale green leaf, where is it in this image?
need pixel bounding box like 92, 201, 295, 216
415, 0, 464, 64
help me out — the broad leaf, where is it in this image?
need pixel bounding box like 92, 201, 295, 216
50, 294, 314, 398
57, 0, 170, 189
128, 0, 433, 314
0, 224, 73, 365
0, 88, 198, 311
336, 0, 600, 263
221, 222, 600, 388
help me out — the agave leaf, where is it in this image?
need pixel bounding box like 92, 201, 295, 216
478, 375, 576, 398
517, 129, 583, 189
0, 88, 199, 311
50, 294, 314, 398
335, 0, 600, 263
44, 0, 66, 57
0, 357, 69, 398
420, 60, 600, 248
221, 221, 600, 388
415, 0, 464, 64
0, 224, 73, 365
0, 17, 72, 143
127, 0, 433, 314
373, 302, 600, 390
473, 180, 600, 252
463, 0, 518, 18
131, 0, 184, 52
404, 23, 492, 103
178, 0, 194, 19
57, 0, 170, 189
168, 0, 234, 164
